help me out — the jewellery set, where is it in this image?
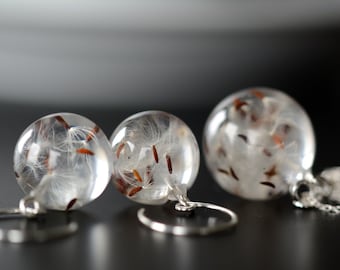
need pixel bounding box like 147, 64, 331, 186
1, 87, 339, 243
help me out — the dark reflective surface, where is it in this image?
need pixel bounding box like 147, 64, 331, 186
0, 86, 339, 269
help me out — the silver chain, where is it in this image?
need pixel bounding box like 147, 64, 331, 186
312, 198, 340, 215
291, 179, 340, 214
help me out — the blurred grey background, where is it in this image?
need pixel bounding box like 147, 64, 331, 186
1, 0, 340, 110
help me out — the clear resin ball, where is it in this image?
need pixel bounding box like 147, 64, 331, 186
318, 167, 340, 203
110, 111, 200, 205
203, 88, 316, 200
13, 113, 113, 210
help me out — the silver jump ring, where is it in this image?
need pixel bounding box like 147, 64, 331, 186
137, 201, 238, 236
0, 197, 78, 243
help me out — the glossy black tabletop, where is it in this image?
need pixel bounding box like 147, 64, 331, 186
0, 91, 339, 270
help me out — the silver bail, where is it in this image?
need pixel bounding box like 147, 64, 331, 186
290, 178, 322, 209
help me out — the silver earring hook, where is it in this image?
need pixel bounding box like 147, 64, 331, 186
137, 184, 238, 236
0, 196, 78, 243
137, 202, 238, 236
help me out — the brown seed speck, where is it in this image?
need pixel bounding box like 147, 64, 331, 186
128, 186, 143, 197
217, 168, 230, 176
66, 198, 77, 211
272, 134, 284, 149
230, 167, 239, 181
86, 125, 100, 142
116, 178, 128, 195
133, 169, 143, 183
264, 165, 277, 179
263, 148, 272, 157
116, 143, 125, 159
283, 124, 291, 134
251, 114, 258, 122
146, 165, 152, 177
166, 154, 173, 174
237, 134, 248, 144
76, 148, 95, 155
152, 145, 159, 163
55, 115, 71, 129
233, 98, 248, 111
260, 181, 276, 189
251, 90, 265, 100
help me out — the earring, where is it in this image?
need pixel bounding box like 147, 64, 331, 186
2, 112, 113, 242
110, 110, 238, 235
203, 87, 340, 213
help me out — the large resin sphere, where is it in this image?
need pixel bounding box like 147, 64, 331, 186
110, 111, 200, 205
13, 113, 113, 210
203, 88, 315, 200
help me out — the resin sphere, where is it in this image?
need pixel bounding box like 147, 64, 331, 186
203, 88, 315, 200
319, 167, 340, 203
13, 113, 113, 210
110, 111, 200, 205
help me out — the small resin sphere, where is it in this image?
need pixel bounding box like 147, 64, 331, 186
319, 167, 340, 203
13, 113, 113, 210
110, 111, 200, 205
203, 88, 315, 200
